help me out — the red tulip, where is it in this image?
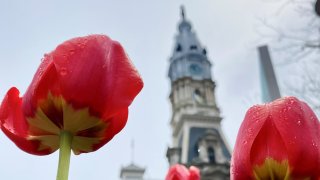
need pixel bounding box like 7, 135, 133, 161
0, 34, 143, 155
231, 97, 320, 179
165, 164, 200, 180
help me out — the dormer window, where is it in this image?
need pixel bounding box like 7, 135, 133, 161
190, 45, 197, 50
202, 48, 207, 55
176, 44, 182, 52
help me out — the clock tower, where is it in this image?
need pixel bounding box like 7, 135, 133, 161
166, 7, 231, 179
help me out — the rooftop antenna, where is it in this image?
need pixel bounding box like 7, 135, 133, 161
131, 139, 135, 164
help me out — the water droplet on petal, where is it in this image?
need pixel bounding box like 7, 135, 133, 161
311, 116, 315, 121
41, 53, 50, 62
282, 107, 288, 112
83, 38, 88, 43
243, 140, 248, 145
38, 67, 44, 76
290, 99, 295, 104
77, 42, 85, 49
297, 120, 302, 126
60, 68, 68, 76
69, 49, 75, 55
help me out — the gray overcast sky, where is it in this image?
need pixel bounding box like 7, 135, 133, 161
0, 0, 294, 179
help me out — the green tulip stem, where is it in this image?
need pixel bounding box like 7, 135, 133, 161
56, 131, 73, 180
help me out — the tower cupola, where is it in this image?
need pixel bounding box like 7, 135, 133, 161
168, 6, 212, 82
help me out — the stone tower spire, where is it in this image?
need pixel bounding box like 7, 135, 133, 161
166, 7, 231, 180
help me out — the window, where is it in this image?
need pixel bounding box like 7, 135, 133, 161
208, 147, 215, 163
202, 48, 207, 55
176, 44, 182, 52
190, 45, 197, 50
194, 89, 201, 96
193, 89, 205, 104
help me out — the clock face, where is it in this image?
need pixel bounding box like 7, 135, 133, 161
189, 64, 202, 75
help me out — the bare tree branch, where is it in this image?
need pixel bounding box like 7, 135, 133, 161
258, 0, 320, 115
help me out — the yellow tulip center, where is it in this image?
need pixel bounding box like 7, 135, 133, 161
253, 158, 311, 180
26, 93, 108, 154
253, 158, 290, 180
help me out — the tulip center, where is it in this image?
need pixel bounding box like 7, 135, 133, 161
26, 93, 108, 154
253, 158, 290, 180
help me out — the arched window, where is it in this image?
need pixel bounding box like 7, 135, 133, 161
208, 147, 215, 163
194, 89, 201, 96
193, 89, 205, 104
